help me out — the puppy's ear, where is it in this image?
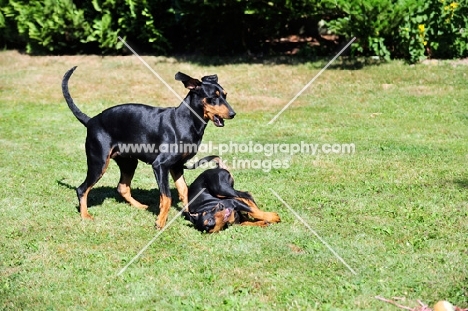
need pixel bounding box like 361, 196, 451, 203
175, 72, 201, 89
201, 74, 218, 84
188, 213, 200, 222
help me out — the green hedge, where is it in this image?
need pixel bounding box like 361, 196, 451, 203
0, 0, 171, 54
0, 0, 467, 62
325, 0, 468, 62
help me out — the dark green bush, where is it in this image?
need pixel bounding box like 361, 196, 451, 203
0, 0, 170, 54
0, 0, 467, 62
322, 0, 419, 61
85, 0, 170, 54
3, 0, 92, 54
322, 0, 468, 62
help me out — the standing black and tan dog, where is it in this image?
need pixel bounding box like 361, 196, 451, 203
184, 156, 281, 233
62, 66, 235, 229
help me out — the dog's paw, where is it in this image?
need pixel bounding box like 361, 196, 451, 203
265, 212, 281, 223
133, 203, 149, 210
81, 213, 94, 220
155, 219, 166, 230
127, 198, 148, 210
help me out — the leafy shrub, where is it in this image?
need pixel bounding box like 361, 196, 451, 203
2, 0, 91, 54
322, 0, 468, 63
399, 0, 468, 63
0, 0, 466, 61
0, 0, 20, 49
322, 0, 423, 61
1, 0, 170, 54
86, 0, 169, 54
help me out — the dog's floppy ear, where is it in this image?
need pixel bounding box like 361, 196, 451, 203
189, 213, 201, 226
201, 74, 218, 84
182, 209, 200, 224
175, 72, 201, 89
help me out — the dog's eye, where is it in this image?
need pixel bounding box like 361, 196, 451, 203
205, 98, 212, 104
203, 217, 215, 226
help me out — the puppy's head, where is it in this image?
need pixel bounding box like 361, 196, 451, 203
187, 203, 237, 233
175, 72, 236, 127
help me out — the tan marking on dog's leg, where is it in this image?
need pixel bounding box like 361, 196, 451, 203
79, 151, 112, 220
117, 173, 148, 209
236, 197, 281, 223
240, 220, 269, 227
170, 170, 188, 209
79, 188, 93, 220
155, 194, 171, 229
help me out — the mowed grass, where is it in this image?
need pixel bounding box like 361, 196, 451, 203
1, 50, 468, 310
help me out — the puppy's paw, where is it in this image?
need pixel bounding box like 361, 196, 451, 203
265, 212, 281, 223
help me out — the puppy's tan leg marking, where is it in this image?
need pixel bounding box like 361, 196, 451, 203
236, 197, 281, 223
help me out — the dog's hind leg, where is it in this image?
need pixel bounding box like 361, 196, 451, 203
76, 141, 112, 220
240, 220, 269, 227
235, 197, 281, 224
115, 157, 148, 209
226, 198, 280, 225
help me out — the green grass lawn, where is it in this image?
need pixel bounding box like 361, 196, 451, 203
1, 51, 467, 310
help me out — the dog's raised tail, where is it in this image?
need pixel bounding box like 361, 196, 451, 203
62, 66, 90, 127
184, 155, 229, 170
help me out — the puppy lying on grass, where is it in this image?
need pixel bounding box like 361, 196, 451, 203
183, 156, 281, 233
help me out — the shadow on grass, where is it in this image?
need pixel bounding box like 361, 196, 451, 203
453, 179, 468, 189
56, 179, 183, 216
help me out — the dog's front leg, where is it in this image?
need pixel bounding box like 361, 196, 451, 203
170, 168, 188, 210
153, 164, 172, 229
